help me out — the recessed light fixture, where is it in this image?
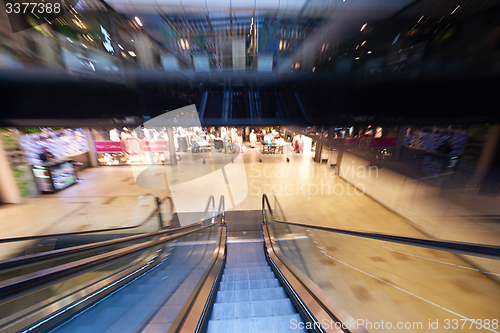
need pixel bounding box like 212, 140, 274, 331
135, 17, 143, 26
128, 51, 137, 57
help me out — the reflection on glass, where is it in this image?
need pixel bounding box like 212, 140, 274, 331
266, 193, 500, 333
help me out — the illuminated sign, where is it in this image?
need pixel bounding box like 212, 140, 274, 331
101, 25, 115, 53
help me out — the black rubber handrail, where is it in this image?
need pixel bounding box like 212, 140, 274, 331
0, 196, 214, 271
262, 194, 500, 260
0, 195, 219, 301
0, 196, 175, 244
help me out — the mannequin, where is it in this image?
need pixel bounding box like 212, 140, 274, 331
249, 129, 257, 148
121, 127, 131, 141
110, 128, 120, 142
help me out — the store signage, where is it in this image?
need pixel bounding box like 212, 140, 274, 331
101, 25, 115, 53
24, 127, 63, 133
94, 139, 169, 154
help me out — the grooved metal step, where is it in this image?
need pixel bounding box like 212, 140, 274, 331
221, 271, 276, 282
211, 298, 297, 320
216, 287, 288, 302
207, 239, 307, 333
223, 266, 272, 275
207, 313, 305, 333
218, 278, 281, 291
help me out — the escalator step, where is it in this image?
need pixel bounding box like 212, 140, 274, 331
216, 287, 287, 303
207, 313, 307, 333
223, 266, 272, 275
210, 299, 297, 320
225, 261, 269, 268
218, 278, 281, 291
221, 272, 276, 282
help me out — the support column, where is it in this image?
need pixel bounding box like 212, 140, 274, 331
84, 128, 98, 167
393, 126, 406, 161
468, 124, 500, 188
134, 33, 155, 69
314, 141, 323, 163
232, 38, 246, 70
0, 139, 22, 204
166, 127, 177, 166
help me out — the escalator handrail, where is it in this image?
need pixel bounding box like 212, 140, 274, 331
262, 194, 500, 259
171, 195, 227, 333
0, 196, 214, 271
262, 194, 368, 333
217, 195, 225, 226
262, 223, 360, 333
0, 221, 203, 271
0, 210, 221, 302
0, 196, 175, 244
0, 221, 224, 333
0, 196, 223, 333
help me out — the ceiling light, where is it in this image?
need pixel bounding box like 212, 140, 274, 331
128, 51, 136, 57
360, 23, 367, 32
135, 17, 143, 26
355, 57, 360, 60
118, 44, 124, 50
367, 50, 372, 54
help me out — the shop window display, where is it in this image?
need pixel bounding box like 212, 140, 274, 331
18, 128, 87, 193
92, 126, 243, 166
19, 128, 89, 166
93, 127, 171, 166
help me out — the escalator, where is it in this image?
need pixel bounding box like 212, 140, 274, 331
206, 211, 305, 333
2, 195, 499, 333
0, 196, 174, 262
257, 89, 277, 119
203, 89, 224, 118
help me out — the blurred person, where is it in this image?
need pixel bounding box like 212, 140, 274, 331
436, 139, 453, 173
39, 147, 55, 163
437, 140, 453, 156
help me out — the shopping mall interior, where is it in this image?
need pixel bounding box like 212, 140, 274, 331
0, 0, 500, 332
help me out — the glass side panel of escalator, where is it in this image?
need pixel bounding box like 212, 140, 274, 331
0, 222, 220, 333
265, 194, 500, 333
0, 195, 171, 263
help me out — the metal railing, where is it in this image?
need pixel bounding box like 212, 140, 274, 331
0, 196, 210, 271
0, 195, 223, 333
0, 196, 175, 245
262, 193, 500, 259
